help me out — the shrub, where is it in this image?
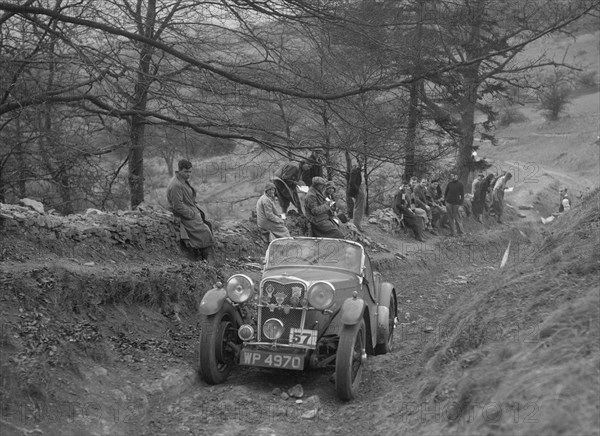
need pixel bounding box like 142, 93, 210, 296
576, 70, 599, 90
498, 106, 529, 127
537, 71, 572, 121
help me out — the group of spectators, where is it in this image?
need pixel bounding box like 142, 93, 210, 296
392, 171, 515, 242
165, 156, 534, 263
257, 151, 366, 242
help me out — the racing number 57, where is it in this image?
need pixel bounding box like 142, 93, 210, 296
289, 328, 317, 347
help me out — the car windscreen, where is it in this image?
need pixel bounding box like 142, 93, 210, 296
266, 239, 362, 273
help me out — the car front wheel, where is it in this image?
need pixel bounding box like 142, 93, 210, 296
335, 319, 366, 401
375, 294, 396, 355
198, 303, 239, 384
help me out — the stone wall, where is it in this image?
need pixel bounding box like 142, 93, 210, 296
0, 201, 182, 250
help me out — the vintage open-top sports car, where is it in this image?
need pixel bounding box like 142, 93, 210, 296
198, 237, 398, 400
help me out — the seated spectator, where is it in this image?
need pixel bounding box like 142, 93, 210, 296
393, 187, 425, 242
428, 179, 449, 230
304, 177, 345, 239
405, 180, 429, 230
541, 187, 572, 224
256, 182, 290, 242
166, 159, 215, 263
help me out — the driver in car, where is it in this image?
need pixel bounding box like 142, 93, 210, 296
341, 246, 361, 272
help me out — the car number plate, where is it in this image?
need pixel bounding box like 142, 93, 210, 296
240, 349, 304, 370
289, 328, 317, 348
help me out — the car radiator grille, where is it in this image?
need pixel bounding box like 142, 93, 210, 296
259, 280, 306, 343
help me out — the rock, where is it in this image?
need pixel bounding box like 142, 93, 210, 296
280, 392, 289, 400
301, 409, 318, 419
423, 326, 434, 333
19, 198, 45, 214
288, 384, 304, 398
271, 387, 282, 396
517, 213, 527, 218
83, 262, 95, 266
304, 395, 321, 410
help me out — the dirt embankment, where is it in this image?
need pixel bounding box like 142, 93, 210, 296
1, 187, 599, 436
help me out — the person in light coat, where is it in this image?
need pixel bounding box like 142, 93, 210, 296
256, 182, 290, 242
166, 159, 215, 262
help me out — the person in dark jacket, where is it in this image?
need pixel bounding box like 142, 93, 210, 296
472, 173, 494, 222
393, 187, 425, 242
346, 159, 365, 232
305, 177, 344, 239
300, 151, 325, 187
444, 173, 465, 236
273, 161, 308, 214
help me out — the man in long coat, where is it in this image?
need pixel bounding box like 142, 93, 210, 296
304, 177, 344, 239
167, 159, 215, 262
256, 182, 290, 242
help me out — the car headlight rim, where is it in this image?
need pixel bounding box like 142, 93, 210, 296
226, 274, 255, 303
263, 318, 284, 340
307, 281, 335, 310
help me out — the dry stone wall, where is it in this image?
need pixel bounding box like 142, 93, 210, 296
0, 201, 181, 249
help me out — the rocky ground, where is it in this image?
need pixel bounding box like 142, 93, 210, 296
0, 196, 536, 436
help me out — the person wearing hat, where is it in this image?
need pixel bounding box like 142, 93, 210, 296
256, 182, 290, 242
167, 159, 215, 263
304, 176, 344, 239
273, 161, 307, 214
300, 150, 325, 187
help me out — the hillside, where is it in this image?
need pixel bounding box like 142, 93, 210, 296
1, 25, 599, 436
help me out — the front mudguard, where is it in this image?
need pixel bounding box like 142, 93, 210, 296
199, 287, 227, 316
376, 283, 396, 345
340, 297, 366, 326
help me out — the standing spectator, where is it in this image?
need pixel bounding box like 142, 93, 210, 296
256, 182, 290, 242
273, 161, 308, 214
305, 177, 344, 238
491, 172, 512, 223
300, 150, 325, 187
347, 159, 366, 232
166, 159, 215, 263
472, 173, 484, 195
473, 173, 495, 222
444, 173, 465, 236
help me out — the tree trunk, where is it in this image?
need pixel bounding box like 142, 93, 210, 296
128, 0, 156, 209
404, 80, 420, 181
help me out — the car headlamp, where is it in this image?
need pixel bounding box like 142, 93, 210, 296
263, 318, 285, 340
307, 281, 335, 310
226, 274, 254, 303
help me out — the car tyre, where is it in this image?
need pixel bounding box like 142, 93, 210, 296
375, 294, 397, 355
198, 303, 239, 384
335, 319, 366, 401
